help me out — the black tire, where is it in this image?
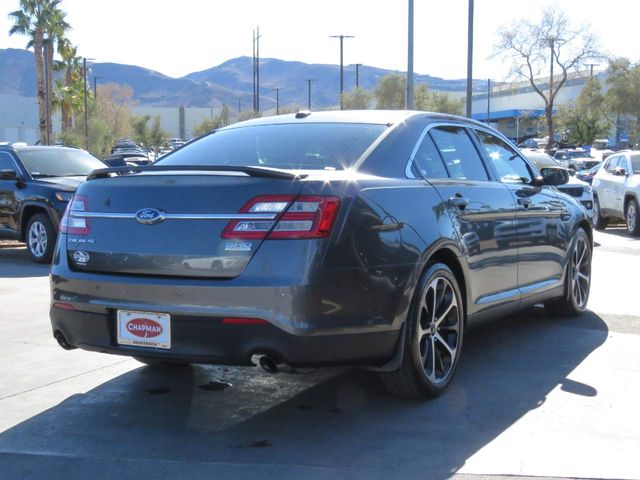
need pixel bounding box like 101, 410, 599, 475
625, 199, 640, 236
25, 213, 56, 263
593, 196, 607, 231
133, 356, 189, 367
544, 228, 591, 317
379, 263, 464, 399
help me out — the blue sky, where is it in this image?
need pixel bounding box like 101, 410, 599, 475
1, 0, 637, 80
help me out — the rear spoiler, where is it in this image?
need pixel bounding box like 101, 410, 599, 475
86, 165, 307, 181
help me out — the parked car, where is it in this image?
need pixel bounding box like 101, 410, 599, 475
523, 151, 595, 223
0, 144, 106, 262
553, 149, 599, 172
576, 163, 603, 185
518, 137, 548, 150
592, 151, 640, 235
50, 111, 593, 399
103, 150, 152, 167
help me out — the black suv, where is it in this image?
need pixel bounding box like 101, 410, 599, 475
0, 144, 106, 263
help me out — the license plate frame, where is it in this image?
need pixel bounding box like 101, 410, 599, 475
117, 310, 171, 349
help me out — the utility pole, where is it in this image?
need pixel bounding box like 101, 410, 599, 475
44, 44, 50, 145
305, 79, 315, 110
93, 76, 102, 99
329, 34, 354, 110
256, 26, 261, 113
355, 64, 362, 88
407, 0, 414, 109
586, 63, 598, 76
465, 0, 474, 117
83, 57, 89, 150
238, 97, 242, 117
274, 88, 282, 115
487, 79, 491, 123
252, 29, 256, 111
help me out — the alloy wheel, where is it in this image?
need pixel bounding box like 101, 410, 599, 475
571, 236, 591, 309
416, 276, 461, 384
28, 221, 48, 258
627, 202, 637, 233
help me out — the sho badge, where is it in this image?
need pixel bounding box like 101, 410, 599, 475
73, 250, 90, 264
224, 241, 252, 252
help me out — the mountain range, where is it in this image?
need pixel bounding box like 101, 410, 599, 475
0, 48, 487, 110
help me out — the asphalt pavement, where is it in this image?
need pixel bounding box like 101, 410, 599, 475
0, 231, 638, 480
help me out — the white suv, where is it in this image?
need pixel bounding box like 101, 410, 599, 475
592, 151, 640, 235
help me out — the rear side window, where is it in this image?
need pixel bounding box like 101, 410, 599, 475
475, 130, 533, 184
411, 134, 449, 179
429, 126, 489, 181
157, 123, 387, 170
631, 155, 640, 173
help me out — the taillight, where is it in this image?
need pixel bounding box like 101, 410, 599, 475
59, 195, 90, 235
222, 195, 340, 240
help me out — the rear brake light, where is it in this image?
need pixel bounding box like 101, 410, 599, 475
60, 195, 90, 235
222, 317, 268, 325
222, 195, 340, 240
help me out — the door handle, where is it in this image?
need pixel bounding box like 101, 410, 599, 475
448, 196, 470, 209
517, 198, 532, 208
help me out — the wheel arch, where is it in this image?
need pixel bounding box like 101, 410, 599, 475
20, 203, 55, 242
623, 192, 638, 212
423, 245, 468, 323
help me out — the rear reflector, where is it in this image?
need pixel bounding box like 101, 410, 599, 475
60, 195, 90, 235
222, 317, 268, 325
222, 195, 340, 240
52, 302, 75, 311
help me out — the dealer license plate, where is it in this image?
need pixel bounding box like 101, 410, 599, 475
117, 310, 171, 349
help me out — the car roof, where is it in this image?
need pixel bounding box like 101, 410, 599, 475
218, 110, 486, 130
0, 144, 83, 153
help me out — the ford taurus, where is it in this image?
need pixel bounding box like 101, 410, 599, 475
50, 111, 593, 398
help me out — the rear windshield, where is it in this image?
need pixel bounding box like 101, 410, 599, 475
156, 123, 387, 170
16, 149, 106, 177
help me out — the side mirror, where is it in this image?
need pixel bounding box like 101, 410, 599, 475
614, 167, 628, 176
539, 168, 569, 186
0, 169, 18, 180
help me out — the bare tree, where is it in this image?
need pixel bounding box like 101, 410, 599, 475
494, 5, 602, 150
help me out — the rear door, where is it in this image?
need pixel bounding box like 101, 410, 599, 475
472, 129, 566, 294
412, 125, 520, 315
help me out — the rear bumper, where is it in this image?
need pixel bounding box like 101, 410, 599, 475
50, 235, 406, 367
50, 307, 398, 366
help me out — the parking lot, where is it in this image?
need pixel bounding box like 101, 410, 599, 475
1, 230, 639, 480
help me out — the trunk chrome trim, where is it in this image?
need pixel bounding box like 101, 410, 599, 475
71, 212, 278, 220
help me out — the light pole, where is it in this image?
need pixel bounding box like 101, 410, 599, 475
487, 79, 491, 123
305, 79, 315, 110
329, 34, 354, 109
407, 0, 414, 109
465, 0, 474, 117
82, 57, 96, 150
274, 88, 282, 115
355, 64, 362, 89
93, 76, 102, 99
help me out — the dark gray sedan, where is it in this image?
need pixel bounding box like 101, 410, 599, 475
50, 111, 593, 399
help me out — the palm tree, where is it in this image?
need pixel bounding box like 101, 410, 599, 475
56, 38, 82, 132
8, 0, 69, 144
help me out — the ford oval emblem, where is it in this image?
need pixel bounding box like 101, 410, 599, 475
135, 208, 165, 225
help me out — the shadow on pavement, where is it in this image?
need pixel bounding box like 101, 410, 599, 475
0, 244, 49, 278
0, 307, 608, 479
